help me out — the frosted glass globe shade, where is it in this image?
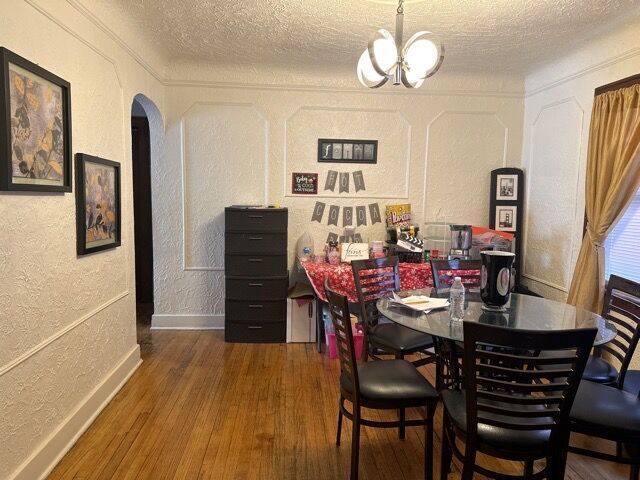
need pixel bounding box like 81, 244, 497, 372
369, 29, 398, 75
357, 50, 387, 88
403, 32, 443, 79
402, 68, 425, 88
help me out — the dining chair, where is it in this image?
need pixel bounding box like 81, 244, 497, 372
430, 259, 481, 291
587, 275, 640, 385
569, 378, 640, 479
440, 321, 596, 480
537, 275, 640, 385
351, 256, 436, 367
325, 280, 439, 480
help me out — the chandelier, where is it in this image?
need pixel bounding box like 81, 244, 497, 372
357, 0, 444, 89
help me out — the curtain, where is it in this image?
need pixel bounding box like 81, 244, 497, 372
567, 84, 640, 313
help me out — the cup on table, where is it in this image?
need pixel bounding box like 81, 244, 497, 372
480, 251, 515, 310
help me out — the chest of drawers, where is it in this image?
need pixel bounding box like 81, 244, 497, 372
224, 206, 288, 342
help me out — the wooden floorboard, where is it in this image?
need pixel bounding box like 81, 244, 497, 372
48, 319, 630, 480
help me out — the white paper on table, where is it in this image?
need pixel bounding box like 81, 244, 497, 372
391, 292, 449, 312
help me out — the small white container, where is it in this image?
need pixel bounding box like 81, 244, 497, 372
286, 298, 317, 343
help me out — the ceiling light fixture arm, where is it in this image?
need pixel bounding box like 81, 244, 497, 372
394, 1, 404, 85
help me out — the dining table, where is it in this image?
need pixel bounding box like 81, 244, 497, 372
377, 288, 617, 388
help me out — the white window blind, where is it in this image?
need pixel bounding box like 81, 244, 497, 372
605, 188, 640, 283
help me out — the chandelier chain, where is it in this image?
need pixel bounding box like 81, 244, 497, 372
397, 0, 404, 14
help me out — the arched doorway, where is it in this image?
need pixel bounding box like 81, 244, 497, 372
131, 94, 162, 336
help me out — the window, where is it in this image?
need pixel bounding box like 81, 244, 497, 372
605, 187, 640, 283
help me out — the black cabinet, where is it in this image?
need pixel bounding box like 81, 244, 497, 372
224, 206, 288, 343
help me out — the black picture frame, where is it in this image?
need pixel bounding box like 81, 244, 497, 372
75, 153, 121, 255
0, 47, 72, 192
318, 138, 377, 164
489, 167, 525, 287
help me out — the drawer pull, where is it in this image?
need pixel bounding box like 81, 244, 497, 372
249, 304, 264, 309
248, 215, 264, 219
248, 326, 263, 329
248, 258, 263, 263
248, 283, 264, 287
248, 236, 264, 241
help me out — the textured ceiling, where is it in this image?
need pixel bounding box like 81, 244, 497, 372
88, 0, 640, 74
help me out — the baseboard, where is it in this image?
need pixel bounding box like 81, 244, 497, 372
151, 313, 225, 330
9, 345, 142, 480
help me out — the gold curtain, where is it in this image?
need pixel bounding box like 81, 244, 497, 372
568, 84, 640, 313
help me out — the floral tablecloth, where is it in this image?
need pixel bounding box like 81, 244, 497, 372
301, 261, 435, 303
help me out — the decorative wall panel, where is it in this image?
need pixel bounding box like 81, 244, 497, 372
285, 107, 410, 199
424, 111, 507, 225
182, 103, 267, 270
524, 98, 583, 292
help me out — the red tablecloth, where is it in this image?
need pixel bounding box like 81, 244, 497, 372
301, 261, 434, 303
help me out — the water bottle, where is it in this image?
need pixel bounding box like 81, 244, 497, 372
449, 276, 466, 322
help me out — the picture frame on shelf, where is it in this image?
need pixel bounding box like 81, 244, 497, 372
496, 173, 518, 200
495, 205, 517, 232
490, 167, 524, 288
317, 138, 377, 164
0, 47, 72, 192
75, 153, 121, 255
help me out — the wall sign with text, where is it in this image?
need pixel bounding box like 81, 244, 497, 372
291, 172, 318, 194
318, 139, 377, 164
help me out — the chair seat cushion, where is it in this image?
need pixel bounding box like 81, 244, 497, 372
538, 353, 618, 384
368, 322, 434, 354
442, 390, 551, 457
340, 359, 438, 403
583, 356, 618, 384
571, 380, 640, 441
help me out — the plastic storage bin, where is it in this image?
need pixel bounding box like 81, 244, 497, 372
326, 327, 364, 360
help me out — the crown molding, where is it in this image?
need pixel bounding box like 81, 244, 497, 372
65, 0, 165, 83
525, 47, 640, 97
162, 77, 525, 98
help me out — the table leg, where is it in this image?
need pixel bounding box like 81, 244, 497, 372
434, 338, 463, 390
316, 298, 325, 353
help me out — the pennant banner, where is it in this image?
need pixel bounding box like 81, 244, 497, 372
311, 201, 326, 223
354, 233, 363, 243
356, 206, 367, 226
369, 203, 382, 224
339, 172, 350, 193
324, 170, 338, 191
353, 170, 366, 192
328, 205, 340, 226
342, 207, 353, 227
326, 232, 339, 244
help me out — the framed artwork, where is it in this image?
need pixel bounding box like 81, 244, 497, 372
496, 173, 518, 200
0, 48, 72, 192
75, 153, 121, 255
495, 205, 517, 232
291, 172, 318, 194
318, 138, 377, 164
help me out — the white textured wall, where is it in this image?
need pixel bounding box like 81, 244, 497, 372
521, 18, 640, 302
153, 77, 524, 327
0, 1, 164, 478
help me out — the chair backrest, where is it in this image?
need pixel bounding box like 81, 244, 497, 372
325, 279, 359, 401
600, 275, 640, 388
462, 322, 596, 450
351, 256, 400, 327
430, 259, 481, 290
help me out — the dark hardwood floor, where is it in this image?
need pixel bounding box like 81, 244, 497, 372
48, 314, 628, 479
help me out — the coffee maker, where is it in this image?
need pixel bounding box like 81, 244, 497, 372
449, 224, 472, 260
